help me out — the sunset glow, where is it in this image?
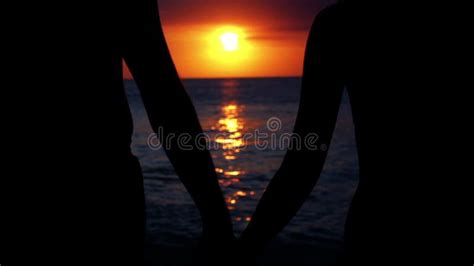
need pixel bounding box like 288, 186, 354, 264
122, 0, 335, 78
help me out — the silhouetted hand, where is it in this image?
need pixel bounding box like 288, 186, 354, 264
229, 237, 263, 266
193, 232, 237, 265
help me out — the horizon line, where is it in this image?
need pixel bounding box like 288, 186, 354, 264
124, 75, 302, 81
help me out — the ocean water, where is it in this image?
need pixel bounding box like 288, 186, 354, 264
125, 78, 359, 248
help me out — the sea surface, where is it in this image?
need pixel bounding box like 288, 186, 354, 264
125, 78, 359, 249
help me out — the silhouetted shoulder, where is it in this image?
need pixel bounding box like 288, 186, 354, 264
305, 3, 345, 68
312, 3, 344, 29
308, 3, 345, 51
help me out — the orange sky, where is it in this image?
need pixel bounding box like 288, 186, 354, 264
124, 0, 335, 79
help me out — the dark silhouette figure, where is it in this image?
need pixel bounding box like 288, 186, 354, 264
239, 1, 423, 263
38, 0, 234, 265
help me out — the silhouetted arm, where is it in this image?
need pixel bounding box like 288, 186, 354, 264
240, 4, 345, 252
122, 0, 233, 240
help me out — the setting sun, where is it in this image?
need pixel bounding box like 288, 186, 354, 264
120, 0, 333, 78
203, 25, 255, 73
220, 32, 239, 52
150, 22, 307, 78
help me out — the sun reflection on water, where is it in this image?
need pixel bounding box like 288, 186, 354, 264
215, 103, 246, 191
211, 80, 257, 224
